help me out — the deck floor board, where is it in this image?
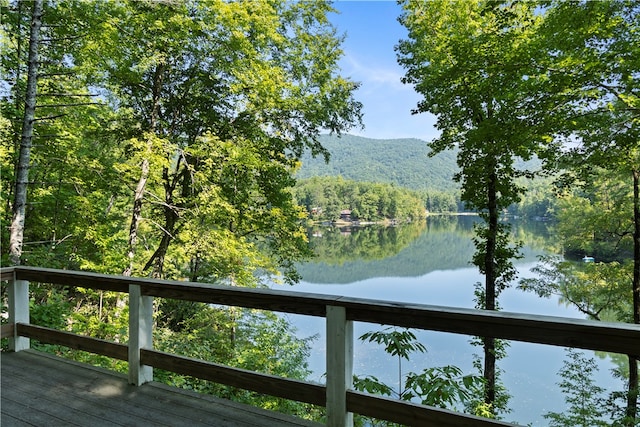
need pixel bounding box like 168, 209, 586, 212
1, 350, 322, 427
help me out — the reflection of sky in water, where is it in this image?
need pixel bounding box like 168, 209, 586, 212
280, 262, 623, 427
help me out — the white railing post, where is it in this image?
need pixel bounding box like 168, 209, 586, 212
128, 284, 153, 385
8, 275, 30, 351
326, 305, 354, 427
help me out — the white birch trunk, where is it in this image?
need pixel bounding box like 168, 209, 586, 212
9, 0, 43, 266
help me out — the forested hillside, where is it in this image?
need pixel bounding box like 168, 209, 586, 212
296, 134, 460, 192
295, 134, 553, 218
297, 134, 544, 193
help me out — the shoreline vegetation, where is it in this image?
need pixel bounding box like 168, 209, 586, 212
293, 173, 555, 226
311, 212, 482, 227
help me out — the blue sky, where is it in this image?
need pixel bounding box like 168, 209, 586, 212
329, 1, 438, 141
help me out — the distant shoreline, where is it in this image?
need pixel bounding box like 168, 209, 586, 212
311, 212, 479, 226
426, 212, 478, 216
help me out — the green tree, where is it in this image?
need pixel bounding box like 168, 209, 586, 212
510, 176, 556, 219
6, 0, 42, 266
70, 0, 362, 284
293, 176, 425, 223
424, 190, 458, 214
2, 0, 125, 270
534, 2, 639, 421
354, 326, 483, 426
545, 349, 609, 427
397, 1, 549, 414
554, 170, 634, 262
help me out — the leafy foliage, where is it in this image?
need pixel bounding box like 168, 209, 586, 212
2, 0, 363, 284
153, 307, 319, 418
1, 0, 126, 270
354, 326, 483, 426
539, 2, 640, 421
404, 365, 483, 409
554, 169, 634, 262
352, 375, 394, 397
360, 327, 426, 361
1, 0, 360, 419
520, 256, 633, 322
545, 349, 609, 427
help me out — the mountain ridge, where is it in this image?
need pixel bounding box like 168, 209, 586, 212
297, 134, 460, 192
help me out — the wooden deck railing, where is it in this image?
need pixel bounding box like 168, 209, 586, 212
2, 266, 639, 427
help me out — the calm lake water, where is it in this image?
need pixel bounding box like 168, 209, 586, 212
277, 216, 623, 426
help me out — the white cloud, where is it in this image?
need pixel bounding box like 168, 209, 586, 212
338, 53, 439, 141
342, 53, 407, 92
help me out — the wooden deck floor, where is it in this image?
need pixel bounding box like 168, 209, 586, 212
1, 350, 322, 427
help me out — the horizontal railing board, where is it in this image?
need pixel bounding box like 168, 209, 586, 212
140, 282, 340, 318
17, 323, 128, 361
7, 266, 339, 317
141, 349, 326, 406
10, 267, 130, 293
1, 269, 14, 282
3, 266, 640, 355
1, 323, 14, 339
346, 390, 518, 427
340, 298, 640, 355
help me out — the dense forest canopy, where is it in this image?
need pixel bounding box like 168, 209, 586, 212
1, 0, 362, 285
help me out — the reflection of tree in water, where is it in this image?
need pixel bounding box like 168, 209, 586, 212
308, 222, 426, 263
298, 216, 554, 284
511, 219, 555, 254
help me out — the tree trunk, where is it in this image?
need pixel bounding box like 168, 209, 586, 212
484, 168, 498, 410
629, 356, 639, 426
9, 0, 43, 266
123, 157, 149, 276
122, 64, 164, 277
626, 168, 640, 425
632, 167, 639, 328
189, 253, 200, 282
142, 166, 178, 279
